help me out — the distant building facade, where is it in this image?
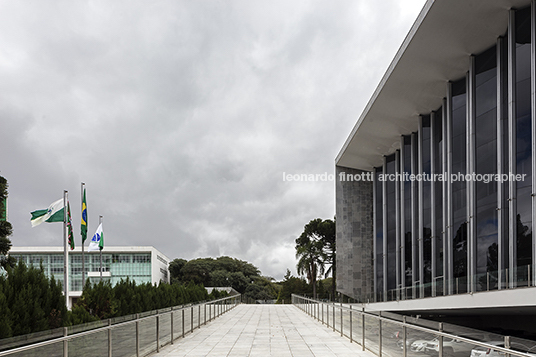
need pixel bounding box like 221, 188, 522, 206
10, 246, 170, 307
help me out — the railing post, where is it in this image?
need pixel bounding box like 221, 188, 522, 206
63, 327, 68, 357
403, 316, 407, 357
439, 322, 443, 357
198, 305, 201, 329
108, 319, 112, 357
204, 304, 207, 325
156, 315, 160, 353
182, 309, 185, 338
191, 306, 194, 333
332, 304, 335, 332
321, 303, 324, 325
171, 311, 174, 345
505, 336, 511, 357
379, 312, 382, 357
136, 314, 140, 357
349, 306, 353, 343
362, 307, 365, 351
340, 303, 343, 337
326, 302, 329, 327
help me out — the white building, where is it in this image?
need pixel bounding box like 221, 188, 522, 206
9, 246, 170, 308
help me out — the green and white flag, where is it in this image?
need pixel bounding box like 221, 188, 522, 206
30, 199, 65, 227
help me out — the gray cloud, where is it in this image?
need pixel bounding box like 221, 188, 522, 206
0, 0, 426, 279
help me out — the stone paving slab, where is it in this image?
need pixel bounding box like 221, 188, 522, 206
151, 304, 375, 357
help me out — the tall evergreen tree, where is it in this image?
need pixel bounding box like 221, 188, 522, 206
0, 175, 15, 270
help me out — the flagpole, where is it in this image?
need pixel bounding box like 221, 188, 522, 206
63, 190, 69, 309
99, 215, 103, 281
81, 183, 85, 288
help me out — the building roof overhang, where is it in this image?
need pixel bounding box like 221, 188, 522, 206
336, 0, 531, 171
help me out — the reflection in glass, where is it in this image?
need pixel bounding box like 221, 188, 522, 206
375, 167, 384, 301
451, 78, 468, 293
475, 46, 498, 291
386, 154, 397, 294
433, 109, 444, 290
403, 136, 413, 288
421, 115, 432, 296
515, 7, 532, 279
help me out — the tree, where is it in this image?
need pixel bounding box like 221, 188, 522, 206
168, 258, 187, 283
319, 219, 336, 299
277, 270, 310, 303
0, 260, 67, 338
296, 219, 326, 299
295, 218, 336, 299
0, 176, 14, 270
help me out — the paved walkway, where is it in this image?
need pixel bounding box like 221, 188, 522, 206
151, 304, 374, 357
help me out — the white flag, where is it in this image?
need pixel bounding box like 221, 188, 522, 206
88, 223, 104, 251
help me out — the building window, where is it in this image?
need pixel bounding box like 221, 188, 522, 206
421, 115, 432, 297
451, 77, 468, 294
374, 167, 384, 301
433, 108, 444, 294
403, 135, 413, 289
385, 154, 397, 297
157, 255, 168, 265
475, 45, 499, 291
514, 6, 532, 283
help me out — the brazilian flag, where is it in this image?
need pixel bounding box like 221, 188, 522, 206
81, 188, 88, 243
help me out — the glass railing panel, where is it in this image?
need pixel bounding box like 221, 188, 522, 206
183, 307, 192, 334
139, 316, 157, 356
173, 309, 183, 337
68, 329, 108, 356
341, 308, 351, 339
403, 326, 437, 357
159, 313, 171, 348
331, 304, 339, 333
364, 312, 380, 355
0, 328, 63, 352
8, 341, 63, 357
515, 264, 531, 287
382, 318, 402, 357
350, 310, 362, 346
111, 322, 136, 357
192, 306, 199, 330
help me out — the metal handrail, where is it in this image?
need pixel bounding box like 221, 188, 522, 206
292, 294, 536, 357
0, 294, 241, 357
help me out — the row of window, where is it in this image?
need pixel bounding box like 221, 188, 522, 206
373, 6, 535, 302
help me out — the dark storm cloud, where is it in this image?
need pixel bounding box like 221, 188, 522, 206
0, 0, 426, 279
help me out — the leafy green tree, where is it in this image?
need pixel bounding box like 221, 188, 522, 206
277, 269, 311, 303
209, 269, 231, 287
177, 256, 261, 294
169, 258, 187, 283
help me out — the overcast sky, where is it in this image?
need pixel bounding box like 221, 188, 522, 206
0, 0, 426, 280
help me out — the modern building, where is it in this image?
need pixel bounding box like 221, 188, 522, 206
9, 246, 170, 308
336, 0, 536, 334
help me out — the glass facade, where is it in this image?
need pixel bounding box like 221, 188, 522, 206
402, 135, 413, 290
11, 252, 152, 292
475, 46, 498, 291
514, 6, 532, 284
370, 5, 535, 301
374, 167, 384, 301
